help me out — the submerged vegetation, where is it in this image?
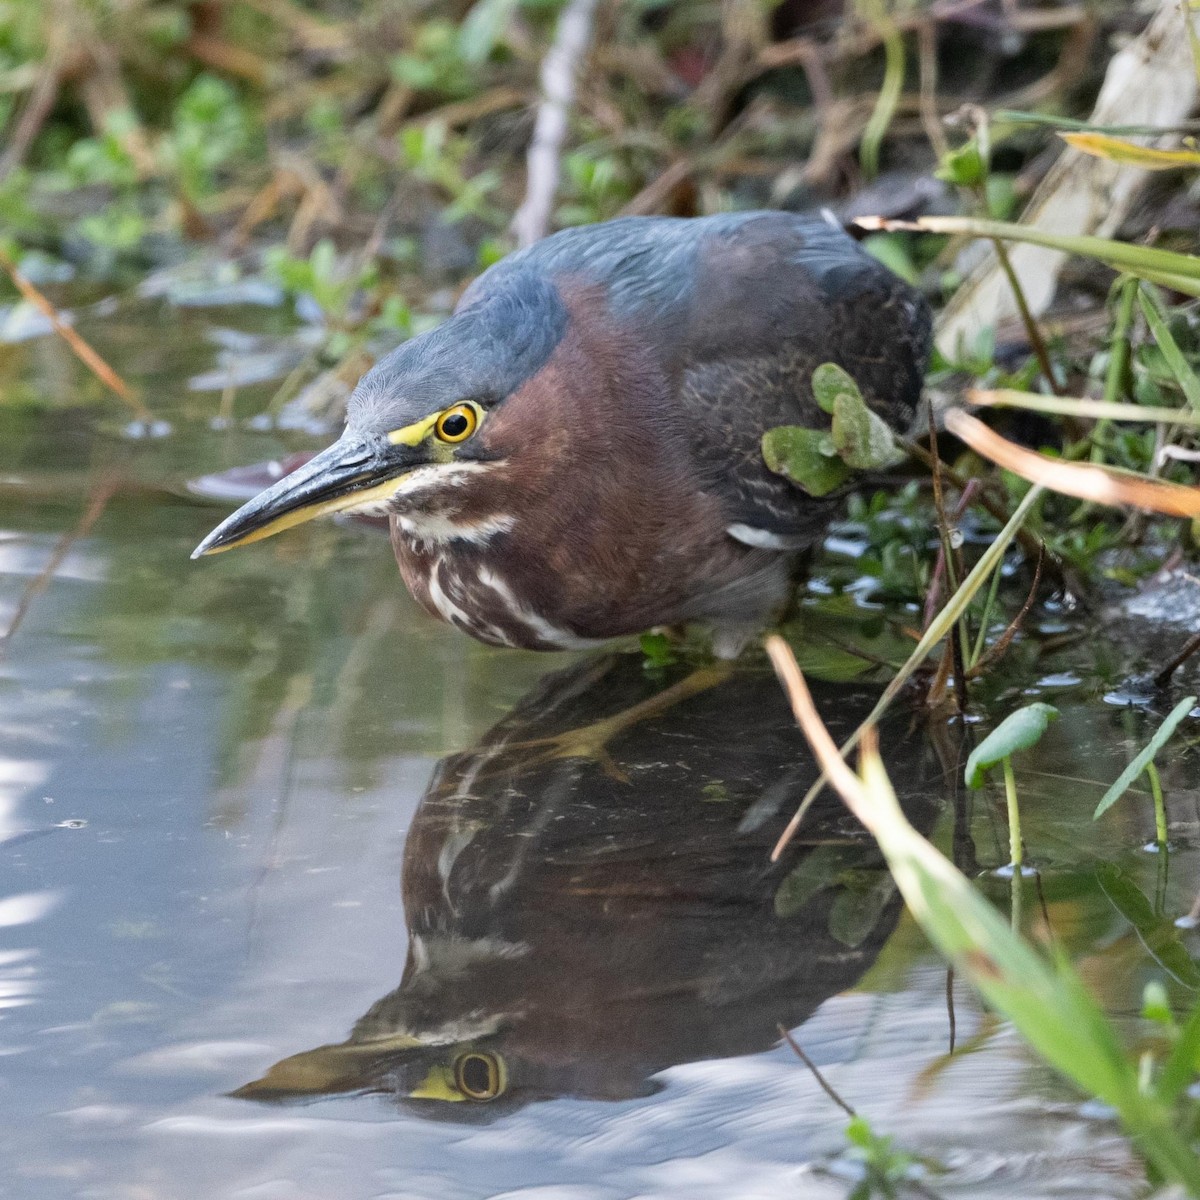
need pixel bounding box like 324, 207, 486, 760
3, 0, 1200, 1193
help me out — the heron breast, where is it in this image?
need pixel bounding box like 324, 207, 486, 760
396, 536, 599, 652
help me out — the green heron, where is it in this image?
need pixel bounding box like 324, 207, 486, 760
232, 655, 941, 1108
194, 212, 930, 654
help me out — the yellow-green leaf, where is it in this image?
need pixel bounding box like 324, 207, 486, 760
762, 426, 850, 496
1059, 131, 1200, 170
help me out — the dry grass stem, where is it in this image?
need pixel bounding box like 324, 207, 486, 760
946, 408, 1200, 517
0, 248, 150, 420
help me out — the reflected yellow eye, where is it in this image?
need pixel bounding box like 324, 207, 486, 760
435, 404, 479, 444
453, 1051, 506, 1101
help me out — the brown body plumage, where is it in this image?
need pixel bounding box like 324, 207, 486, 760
194, 212, 931, 652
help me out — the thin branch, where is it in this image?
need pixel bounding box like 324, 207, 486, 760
776, 1023, 857, 1118
1154, 628, 1200, 688
511, 0, 599, 248
0, 50, 64, 183
0, 480, 118, 652
0, 247, 150, 420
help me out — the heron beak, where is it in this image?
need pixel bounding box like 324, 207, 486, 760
191, 433, 412, 558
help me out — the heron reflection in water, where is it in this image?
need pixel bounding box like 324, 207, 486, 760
234, 653, 943, 1111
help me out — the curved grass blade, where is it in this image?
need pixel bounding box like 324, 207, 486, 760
969, 389, 1200, 427
1094, 696, 1198, 819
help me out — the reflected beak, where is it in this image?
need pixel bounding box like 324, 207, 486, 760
191, 433, 414, 558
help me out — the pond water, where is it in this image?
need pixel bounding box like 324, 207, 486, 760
2, 288, 1198, 1199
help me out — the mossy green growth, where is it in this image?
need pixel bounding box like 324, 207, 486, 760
763, 363, 906, 496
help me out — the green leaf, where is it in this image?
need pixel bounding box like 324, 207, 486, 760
828, 869, 896, 947
1094, 695, 1197, 819
1141, 980, 1174, 1027
457, 0, 518, 64
1137, 288, 1200, 412
831, 392, 906, 470
965, 703, 1060, 788
638, 631, 676, 669
774, 844, 862, 917
812, 362, 860, 415
762, 426, 850, 496
935, 138, 986, 186
1096, 864, 1200, 990
1157, 1001, 1200, 1105
1060, 131, 1200, 170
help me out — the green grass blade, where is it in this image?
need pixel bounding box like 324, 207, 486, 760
1094, 696, 1197, 819
860, 215, 1200, 286
857, 0, 905, 180
970, 389, 1200, 427
993, 110, 1200, 136
771, 484, 1045, 858
1096, 864, 1200, 989
1138, 287, 1200, 411
849, 748, 1200, 1194
1158, 1000, 1200, 1104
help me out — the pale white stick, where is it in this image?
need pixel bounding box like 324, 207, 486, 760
511, 0, 600, 248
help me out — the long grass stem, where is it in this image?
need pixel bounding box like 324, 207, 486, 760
1147, 760, 1168, 848
1093, 275, 1139, 463
770, 484, 1046, 860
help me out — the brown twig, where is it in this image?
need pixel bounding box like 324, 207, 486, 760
0, 247, 150, 421
1153, 628, 1200, 687
945, 408, 1200, 517
945, 968, 957, 1054
991, 237, 1065, 394
777, 1024, 857, 1118
900, 436, 1066, 590
0, 49, 64, 183
967, 544, 1044, 678
0, 480, 118, 652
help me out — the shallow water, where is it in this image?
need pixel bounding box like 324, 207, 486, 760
1, 291, 1198, 1199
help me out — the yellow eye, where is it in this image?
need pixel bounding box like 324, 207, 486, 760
435, 404, 479, 444
453, 1051, 506, 1101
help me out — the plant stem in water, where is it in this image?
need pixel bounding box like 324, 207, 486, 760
1147, 760, 1168, 847
1003, 755, 1023, 869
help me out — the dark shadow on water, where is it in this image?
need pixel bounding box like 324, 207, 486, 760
233, 651, 949, 1115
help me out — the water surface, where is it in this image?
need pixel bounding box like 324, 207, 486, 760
2, 292, 1197, 1199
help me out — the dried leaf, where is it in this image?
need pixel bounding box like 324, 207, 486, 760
945, 408, 1200, 517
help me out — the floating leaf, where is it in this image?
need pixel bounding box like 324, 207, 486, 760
1094, 695, 1197, 820
1096, 864, 1200, 990
774, 843, 862, 918
762, 426, 850, 496
812, 362, 861, 415
829, 869, 896, 947
965, 703, 1059, 789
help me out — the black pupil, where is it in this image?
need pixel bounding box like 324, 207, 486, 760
442, 412, 470, 438
460, 1055, 492, 1095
